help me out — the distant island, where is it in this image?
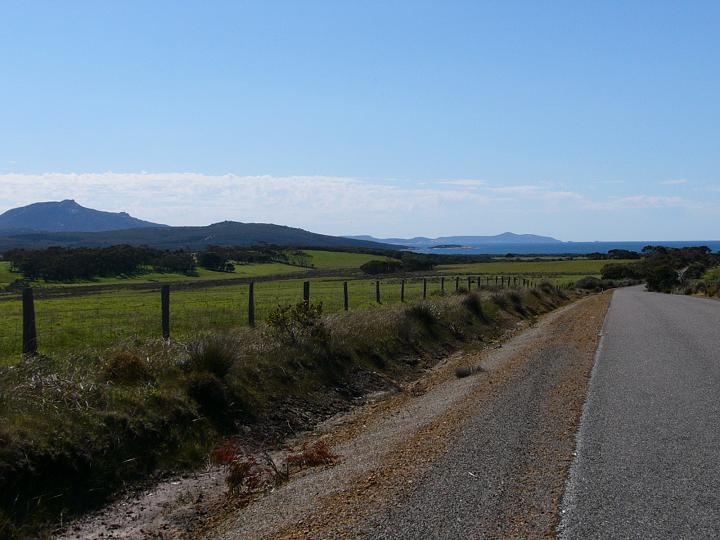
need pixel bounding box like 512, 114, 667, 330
345, 232, 563, 247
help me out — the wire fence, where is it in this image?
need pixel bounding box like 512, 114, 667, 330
0, 274, 563, 364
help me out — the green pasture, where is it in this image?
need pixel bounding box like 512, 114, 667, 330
0, 261, 14, 288
0, 249, 389, 290
0, 272, 565, 365
302, 249, 395, 268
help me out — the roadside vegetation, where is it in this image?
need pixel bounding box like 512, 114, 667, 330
0, 284, 574, 538
599, 246, 720, 294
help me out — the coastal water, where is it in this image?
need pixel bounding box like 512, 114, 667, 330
412, 240, 720, 255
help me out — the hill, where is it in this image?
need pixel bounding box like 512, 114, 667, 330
346, 232, 562, 247
0, 221, 396, 251
0, 200, 166, 232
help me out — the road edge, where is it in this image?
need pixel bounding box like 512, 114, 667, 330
556, 289, 615, 538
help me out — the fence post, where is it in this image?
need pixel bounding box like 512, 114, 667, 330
400, 280, 405, 302
161, 285, 170, 340
423, 278, 427, 299
467, 276, 471, 290
455, 276, 460, 291
248, 281, 255, 327
495, 276, 499, 285
477, 276, 482, 290
303, 281, 310, 302
343, 281, 349, 311
441, 277, 445, 293
376, 280, 381, 303
22, 287, 38, 355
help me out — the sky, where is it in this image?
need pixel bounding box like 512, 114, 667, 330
1, 0, 719, 241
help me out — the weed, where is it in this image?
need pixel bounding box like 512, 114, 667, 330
455, 364, 486, 378
405, 303, 439, 327
185, 334, 237, 378
266, 301, 328, 347
461, 292, 485, 319
491, 294, 509, 310
286, 440, 339, 470
100, 351, 154, 385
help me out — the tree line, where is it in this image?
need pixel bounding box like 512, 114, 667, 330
2, 244, 321, 283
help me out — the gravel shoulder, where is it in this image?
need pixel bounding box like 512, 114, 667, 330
208, 291, 612, 539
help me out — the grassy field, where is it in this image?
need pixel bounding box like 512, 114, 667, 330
0, 261, 14, 288
0, 250, 391, 290
437, 259, 631, 275
0, 272, 559, 365
302, 249, 395, 268
0, 256, 612, 364
703, 267, 720, 282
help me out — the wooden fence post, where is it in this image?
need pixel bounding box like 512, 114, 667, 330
22, 287, 37, 355
423, 278, 427, 299
248, 281, 255, 327
161, 285, 170, 340
467, 276, 471, 290
303, 281, 310, 302
455, 276, 459, 291
441, 277, 445, 293
401, 280, 405, 302
343, 281, 349, 311
376, 280, 381, 303
495, 276, 499, 285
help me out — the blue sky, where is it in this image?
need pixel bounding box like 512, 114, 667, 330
1, 0, 718, 240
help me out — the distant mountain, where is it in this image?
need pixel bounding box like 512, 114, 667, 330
345, 232, 562, 247
0, 221, 398, 251
0, 200, 167, 232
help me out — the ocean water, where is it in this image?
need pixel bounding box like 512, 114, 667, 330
412, 240, 720, 256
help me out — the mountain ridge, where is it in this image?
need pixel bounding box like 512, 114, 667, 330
0, 200, 167, 232
0, 220, 398, 251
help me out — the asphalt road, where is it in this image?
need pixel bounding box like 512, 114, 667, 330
354, 294, 609, 539
560, 286, 720, 538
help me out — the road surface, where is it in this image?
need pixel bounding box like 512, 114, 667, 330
560, 286, 720, 538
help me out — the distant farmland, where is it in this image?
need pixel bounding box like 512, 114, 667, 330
0, 250, 624, 364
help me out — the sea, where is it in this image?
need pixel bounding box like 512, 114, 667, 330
411, 241, 720, 256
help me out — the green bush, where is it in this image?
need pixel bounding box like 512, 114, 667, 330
359, 259, 403, 275
266, 301, 328, 347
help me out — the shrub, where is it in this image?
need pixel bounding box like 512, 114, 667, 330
461, 292, 485, 319
286, 440, 339, 470
359, 259, 403, 275
404, 303, 440, 327
100, 351, 154, 385
267, 301, 328, 347
185, 372, 233, 429
645, 264, 679, 292
601, 263, 643, 280
575, 276, 602, 290
508, 292, 528, 317
185, 334, 238, 378
491, 293, 509, 310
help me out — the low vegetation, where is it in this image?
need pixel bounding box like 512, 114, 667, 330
600, 246, 720, 293
0, 284, 575, 537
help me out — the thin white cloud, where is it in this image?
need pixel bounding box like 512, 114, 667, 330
437, 179, 487, 187
585, 195, 687, 210
660, 179, 688, 185
0, 173, 715, 238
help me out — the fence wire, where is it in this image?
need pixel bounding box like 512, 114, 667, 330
0, 274, 555, 364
